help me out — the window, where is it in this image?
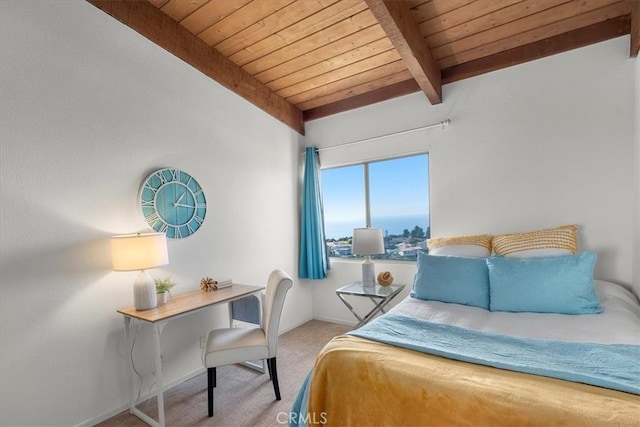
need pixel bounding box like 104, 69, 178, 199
322, 154, 430, 261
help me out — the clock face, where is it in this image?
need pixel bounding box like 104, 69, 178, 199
139, 168, 207, 239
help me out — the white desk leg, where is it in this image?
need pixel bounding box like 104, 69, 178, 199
127, 319, 162, 427
153, 321, 166, 427
124, 317, 135, 414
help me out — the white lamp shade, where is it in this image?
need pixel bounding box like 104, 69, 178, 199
110, 232, 169, 271
352, 228, 385, 255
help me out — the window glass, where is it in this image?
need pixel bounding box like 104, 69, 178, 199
322, 154, 430, 261
322, 165, 365, 243
370, 155, 430, 260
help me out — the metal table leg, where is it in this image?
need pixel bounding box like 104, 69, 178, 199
336, 293, 367, 326
337, 293, 395, 327
357, 297, 390, 327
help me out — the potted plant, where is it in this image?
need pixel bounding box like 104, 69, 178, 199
154, 277, 175, 305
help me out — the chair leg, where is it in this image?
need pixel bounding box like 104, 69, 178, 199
266, 358, 273, 380
268, 357, 281, 400
207, 367, 216, 417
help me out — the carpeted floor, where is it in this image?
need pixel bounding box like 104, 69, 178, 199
96, 320, 351, 427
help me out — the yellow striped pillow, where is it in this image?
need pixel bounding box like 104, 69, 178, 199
492, 225, 578, 258
428, 234, 493, 257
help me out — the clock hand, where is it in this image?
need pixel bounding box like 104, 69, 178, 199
173, 192, 186, 207
174, 203, 195, 208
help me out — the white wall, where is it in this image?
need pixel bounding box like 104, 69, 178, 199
1, 2, 637, 424
0, 1, 312, 426
635, 56, 640, 293
305, 36, 637, 325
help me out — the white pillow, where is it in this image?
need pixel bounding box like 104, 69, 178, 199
430, 245, 490, 257
427, 234, 492, 257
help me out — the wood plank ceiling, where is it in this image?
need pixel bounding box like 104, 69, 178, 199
90, 0, 639, 135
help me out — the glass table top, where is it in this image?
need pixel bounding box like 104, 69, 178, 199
336, 282, 405, 298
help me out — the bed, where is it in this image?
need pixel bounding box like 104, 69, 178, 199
291, 228, 640, 426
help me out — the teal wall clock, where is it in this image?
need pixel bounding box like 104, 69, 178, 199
139, 168, 207, 239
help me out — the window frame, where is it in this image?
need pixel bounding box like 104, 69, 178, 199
321, 152, 430, 263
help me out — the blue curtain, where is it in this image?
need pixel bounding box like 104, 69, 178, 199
299, 147, 329, 279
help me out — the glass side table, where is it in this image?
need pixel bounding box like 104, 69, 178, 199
336, 282, 406, 327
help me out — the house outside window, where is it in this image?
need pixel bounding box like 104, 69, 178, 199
322, 154, 430, 261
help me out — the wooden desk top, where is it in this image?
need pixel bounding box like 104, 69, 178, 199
117, 284, 264, 323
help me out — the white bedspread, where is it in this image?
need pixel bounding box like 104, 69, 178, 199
390, 280, 640, 345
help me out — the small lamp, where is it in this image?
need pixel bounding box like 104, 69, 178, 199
352, 227, 385, 286
111, 232, 169, 310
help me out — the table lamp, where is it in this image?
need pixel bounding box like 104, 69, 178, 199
352, 227, 385, 286
111, 232, 169, 310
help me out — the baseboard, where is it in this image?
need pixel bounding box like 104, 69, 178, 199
76, 366, 207, 427
311, 315, 357, 327
76, 403, 128, 427
279, 319, 308, 334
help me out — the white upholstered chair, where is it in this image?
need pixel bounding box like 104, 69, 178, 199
203, 269, 293, 417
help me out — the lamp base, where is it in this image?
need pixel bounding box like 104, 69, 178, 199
362, 257, 376, 287
133, 270, 157, 310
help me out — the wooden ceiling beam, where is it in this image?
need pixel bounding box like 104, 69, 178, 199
364, 0, 442, 105
303, 79, 420, 121
631, 1, 639, 57
441, 15, 631, 84
87, 0, 305, 135
307, 14, 631, 121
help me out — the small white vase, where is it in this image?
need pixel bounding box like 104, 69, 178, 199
157, 292, 169, 305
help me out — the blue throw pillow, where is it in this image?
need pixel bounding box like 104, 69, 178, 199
487, 252, 602, 314
412, 254, 490, 309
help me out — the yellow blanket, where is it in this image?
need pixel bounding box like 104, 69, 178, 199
308, 335, 640, 426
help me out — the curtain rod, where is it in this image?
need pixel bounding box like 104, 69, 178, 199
316, 119, 451, 152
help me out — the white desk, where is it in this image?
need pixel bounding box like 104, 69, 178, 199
117, 284, 264, 427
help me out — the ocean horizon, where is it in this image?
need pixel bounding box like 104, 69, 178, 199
325, 214, 430, 240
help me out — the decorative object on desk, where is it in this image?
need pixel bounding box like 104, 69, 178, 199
200, 277, 232, 292
111, 232, 169, 310
214, 278, 232, 289
154, 276, 175, 305
139, 168, 207, 240
352, 227, 385, 286
377, 271, 394, 287
200, 277, 216, 292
